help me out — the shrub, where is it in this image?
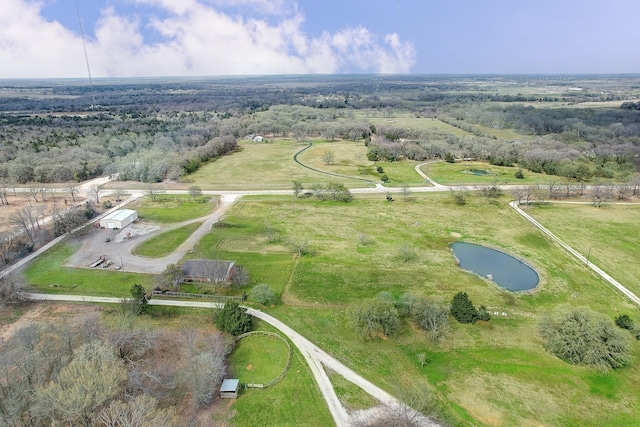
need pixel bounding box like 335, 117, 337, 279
376, 166, 384, 173
380, 174, 389, 182
615, 314, 640, 340
514, 169, 524, 179
539, 306, 632, 371
252, 283, 276, 305
444, 153, 455, 163
348, 299, 400, 340
450, 292, 479, 324
478, 305, 491, 321
413, 298, 450, 343
615, 314, 633, 330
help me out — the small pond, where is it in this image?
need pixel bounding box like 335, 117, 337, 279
450, 242, 539, 291
464, 169, 495, 176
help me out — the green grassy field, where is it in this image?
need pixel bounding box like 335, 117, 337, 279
526, 203, 640, 297
216, 322, 333, 427
19, 190, 640, 426
131, 222, 202, 257
352, 111, 472, 137
423, 160, 566, 185
131, 195, 217, 223
197, 193, 640, 426
186, 139, 374, 190
229, 333, 290, 385
24, 241, 154, 297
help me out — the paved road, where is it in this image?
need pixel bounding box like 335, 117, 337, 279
23, 293, 438, 427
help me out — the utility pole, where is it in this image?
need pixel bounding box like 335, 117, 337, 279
586, 245, 592, 268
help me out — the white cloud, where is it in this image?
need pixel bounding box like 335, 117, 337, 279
0, 0, 416, 78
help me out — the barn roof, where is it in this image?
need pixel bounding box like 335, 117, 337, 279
182, 260, 235, 282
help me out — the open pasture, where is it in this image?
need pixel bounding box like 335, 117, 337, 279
527, 202, 640, 297
186, 139, 375, 190
201, 192, 640, 426
423, 160, 566, 185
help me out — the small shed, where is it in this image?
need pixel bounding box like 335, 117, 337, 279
183, 260, 236, 284
252, 135, 264, 143
99, 209, 138, 229
220, 379, 240, 399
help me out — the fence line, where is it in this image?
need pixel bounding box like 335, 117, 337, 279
151, 291, 246, 301
236, 331, 292, 389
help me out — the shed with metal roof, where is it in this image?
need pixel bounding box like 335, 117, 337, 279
220, 379, 240, 399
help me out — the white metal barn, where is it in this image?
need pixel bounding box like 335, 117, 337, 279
99, 209, 138, 229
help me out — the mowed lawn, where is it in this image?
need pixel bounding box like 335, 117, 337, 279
526, 202, 640, 297
196, 192, 640, 427
131, 195, 217, 223
131, 222, 202, 257
229, 333, 290, 385
24, 241, 154, 297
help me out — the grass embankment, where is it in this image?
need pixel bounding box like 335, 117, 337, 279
131, 195, 216, 223
197, 193, 640, 426
131, 222, 202, 257
527, 202, 640, 297
24, 242, 154, 297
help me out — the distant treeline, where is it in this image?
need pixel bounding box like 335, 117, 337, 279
0, 75, 638, 184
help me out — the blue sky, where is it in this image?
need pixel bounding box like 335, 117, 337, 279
1, 0, 638, 78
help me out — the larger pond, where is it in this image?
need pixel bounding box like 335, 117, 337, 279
451, 242, 539, 291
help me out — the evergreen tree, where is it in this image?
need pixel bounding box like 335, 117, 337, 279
450, 292, 479, 324
215, 301, 252, 336
130, 284, 149, 315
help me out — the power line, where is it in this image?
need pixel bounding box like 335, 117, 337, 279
75, 0, 95, 107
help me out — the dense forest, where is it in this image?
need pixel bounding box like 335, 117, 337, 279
0, 74, 639, 185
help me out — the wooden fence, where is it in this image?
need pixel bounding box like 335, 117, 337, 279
151, 291, 246, 302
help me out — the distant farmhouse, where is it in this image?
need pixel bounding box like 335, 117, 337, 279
99, 209, 138, 229
182, 260, 236, 284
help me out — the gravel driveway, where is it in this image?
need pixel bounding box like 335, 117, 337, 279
65, 195, 239, 274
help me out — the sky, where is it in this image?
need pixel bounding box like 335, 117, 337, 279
0, 0, 639, 78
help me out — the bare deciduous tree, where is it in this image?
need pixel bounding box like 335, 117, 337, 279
98, 394, 178, 427
89, 184, 102, 203
66, 183, 79, 202
145, 183, 164, 202
321, 150, 335, 166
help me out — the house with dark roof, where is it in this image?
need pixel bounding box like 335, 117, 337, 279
182, 260, 236, 284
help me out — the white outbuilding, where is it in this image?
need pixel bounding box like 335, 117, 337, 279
99, 209, 138, 229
